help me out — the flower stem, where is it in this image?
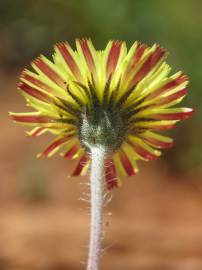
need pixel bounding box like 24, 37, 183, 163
87, 146, 106, 270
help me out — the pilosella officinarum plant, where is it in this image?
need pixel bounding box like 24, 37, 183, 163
10, 39, 193, 270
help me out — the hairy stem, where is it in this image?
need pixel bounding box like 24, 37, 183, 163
87, 146, 105, 270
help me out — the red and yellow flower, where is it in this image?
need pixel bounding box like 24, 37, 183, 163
10, 39, 193, 189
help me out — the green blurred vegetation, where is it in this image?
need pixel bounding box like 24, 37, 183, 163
0, 0, 201, 174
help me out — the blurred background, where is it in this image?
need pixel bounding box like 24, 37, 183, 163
0, 0, 202, 269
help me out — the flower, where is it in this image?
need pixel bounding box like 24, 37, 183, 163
10, 39, 193, 189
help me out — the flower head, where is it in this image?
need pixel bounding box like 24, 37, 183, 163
10, 39, 193, 189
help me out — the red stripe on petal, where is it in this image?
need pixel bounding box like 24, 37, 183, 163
119, 150, 135, 176
164, 74, 187, 89
31, 127, 46, 137
72, 154, 89, 176
34, 58, 65, 87
124, 43, 147, 79
134, 43, 148, 64
19, 82, 53, 103
78, 39, 96, 73
151, 110, 193, 120
56, 43, 82, 80
140, 136, 174, 149
106, 41, 122, 76
150, 124, 176, 131
127, 43, 147, 73
21, 73, 54, 93
42, 137, 69, 157
64, 144, 80, 159
157, 88, 188, 105
127, 140, 158, 161
148, 74, 187, 99
12, 115, 51, 123
131, 46, 166, 87
134, 145, 157, 161
105, 158, 118, 189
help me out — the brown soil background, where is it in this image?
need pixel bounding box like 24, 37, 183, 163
1, 71, 202, 270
